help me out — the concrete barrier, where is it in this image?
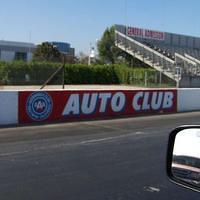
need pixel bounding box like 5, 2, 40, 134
18, 89, 177, 124
1, 88, 200, 126
178, 89, 200, 112
0, 91, 18, 125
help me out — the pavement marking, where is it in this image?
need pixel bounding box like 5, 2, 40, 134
0, 150, 30, 157
144, 186, 161, 193
0, 131, 145, 157
135, 131, 144, 135
83, 122, 131, 132
80, 132, 145, 144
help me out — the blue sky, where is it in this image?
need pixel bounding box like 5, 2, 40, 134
0, 0, 200, 54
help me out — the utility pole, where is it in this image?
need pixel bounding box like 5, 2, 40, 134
62, 54, 66, 89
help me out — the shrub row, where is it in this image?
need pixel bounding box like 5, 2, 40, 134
0, 61, 175, 86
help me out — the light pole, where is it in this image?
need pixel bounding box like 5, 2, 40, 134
62, 53, 66, 89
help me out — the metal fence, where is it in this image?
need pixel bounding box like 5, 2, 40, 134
0, 62, 176, 87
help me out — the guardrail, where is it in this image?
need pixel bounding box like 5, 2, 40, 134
175, 53, 197, 66
185, 54, 200, 65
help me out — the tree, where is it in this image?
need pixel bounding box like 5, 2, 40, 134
97, 26, 122, 64
33, 42, 61, 62
98, 26, 135, 65
97, 26, 149, 67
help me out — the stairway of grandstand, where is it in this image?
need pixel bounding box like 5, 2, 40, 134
115, 29, 200, 84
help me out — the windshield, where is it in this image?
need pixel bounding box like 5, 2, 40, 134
0, 1, 200, 199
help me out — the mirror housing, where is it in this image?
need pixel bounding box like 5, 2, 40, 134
167, 126, 200, 192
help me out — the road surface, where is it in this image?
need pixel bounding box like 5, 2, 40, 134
0, 112, 200, 199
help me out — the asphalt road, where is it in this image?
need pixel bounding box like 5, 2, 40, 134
0, 112, 200, 200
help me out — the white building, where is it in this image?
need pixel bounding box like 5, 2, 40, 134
0, 40, 36, 62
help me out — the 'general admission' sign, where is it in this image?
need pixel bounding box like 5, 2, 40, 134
127, 26, 165, 41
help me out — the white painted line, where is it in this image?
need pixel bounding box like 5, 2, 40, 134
0, 131, 145, 157
135, 131, 145, 135
80, 132, 145, 144
0, 150, 30, 157
144, 186, 160, 193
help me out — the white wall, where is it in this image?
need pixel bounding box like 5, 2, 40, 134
0, 92, 18, 125
1, 51, 33, 62
0, 51, 15, 62
27, 52, 33, 61
0, 89, 199, 126
178, 89, 200, 112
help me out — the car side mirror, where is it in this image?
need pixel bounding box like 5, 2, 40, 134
167, 126, 200, 192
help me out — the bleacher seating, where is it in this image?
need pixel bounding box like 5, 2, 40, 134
115, 27, 200, 87
139, 39, 200, 62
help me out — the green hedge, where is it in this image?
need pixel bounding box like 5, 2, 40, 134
64, 64, 119, 84
0, 61, 175, 87
0, 61, 61, 85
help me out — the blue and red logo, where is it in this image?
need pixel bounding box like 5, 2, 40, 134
26, 92, 53, 121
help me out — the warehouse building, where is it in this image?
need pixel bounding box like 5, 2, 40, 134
0, 40, 36, 62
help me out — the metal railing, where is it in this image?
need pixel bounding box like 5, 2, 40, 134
174, 52, 200, 76
115, 30, 177, 80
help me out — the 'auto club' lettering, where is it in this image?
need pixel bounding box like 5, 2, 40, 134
61, 91, 174, 116
132, 91, 174, 111
62, 92, 126, 116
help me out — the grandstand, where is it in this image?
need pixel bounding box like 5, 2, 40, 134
115, 24, 200, 87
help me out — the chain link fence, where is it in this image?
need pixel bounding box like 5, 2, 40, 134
0, 62, 176, 87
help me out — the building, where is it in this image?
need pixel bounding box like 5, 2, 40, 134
115, 24, 200, 87
0, 40, 36, 62
49, 42, 75, 63
0, 40, 75, 63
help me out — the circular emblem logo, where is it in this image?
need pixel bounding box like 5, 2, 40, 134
26, 92, 53, 121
